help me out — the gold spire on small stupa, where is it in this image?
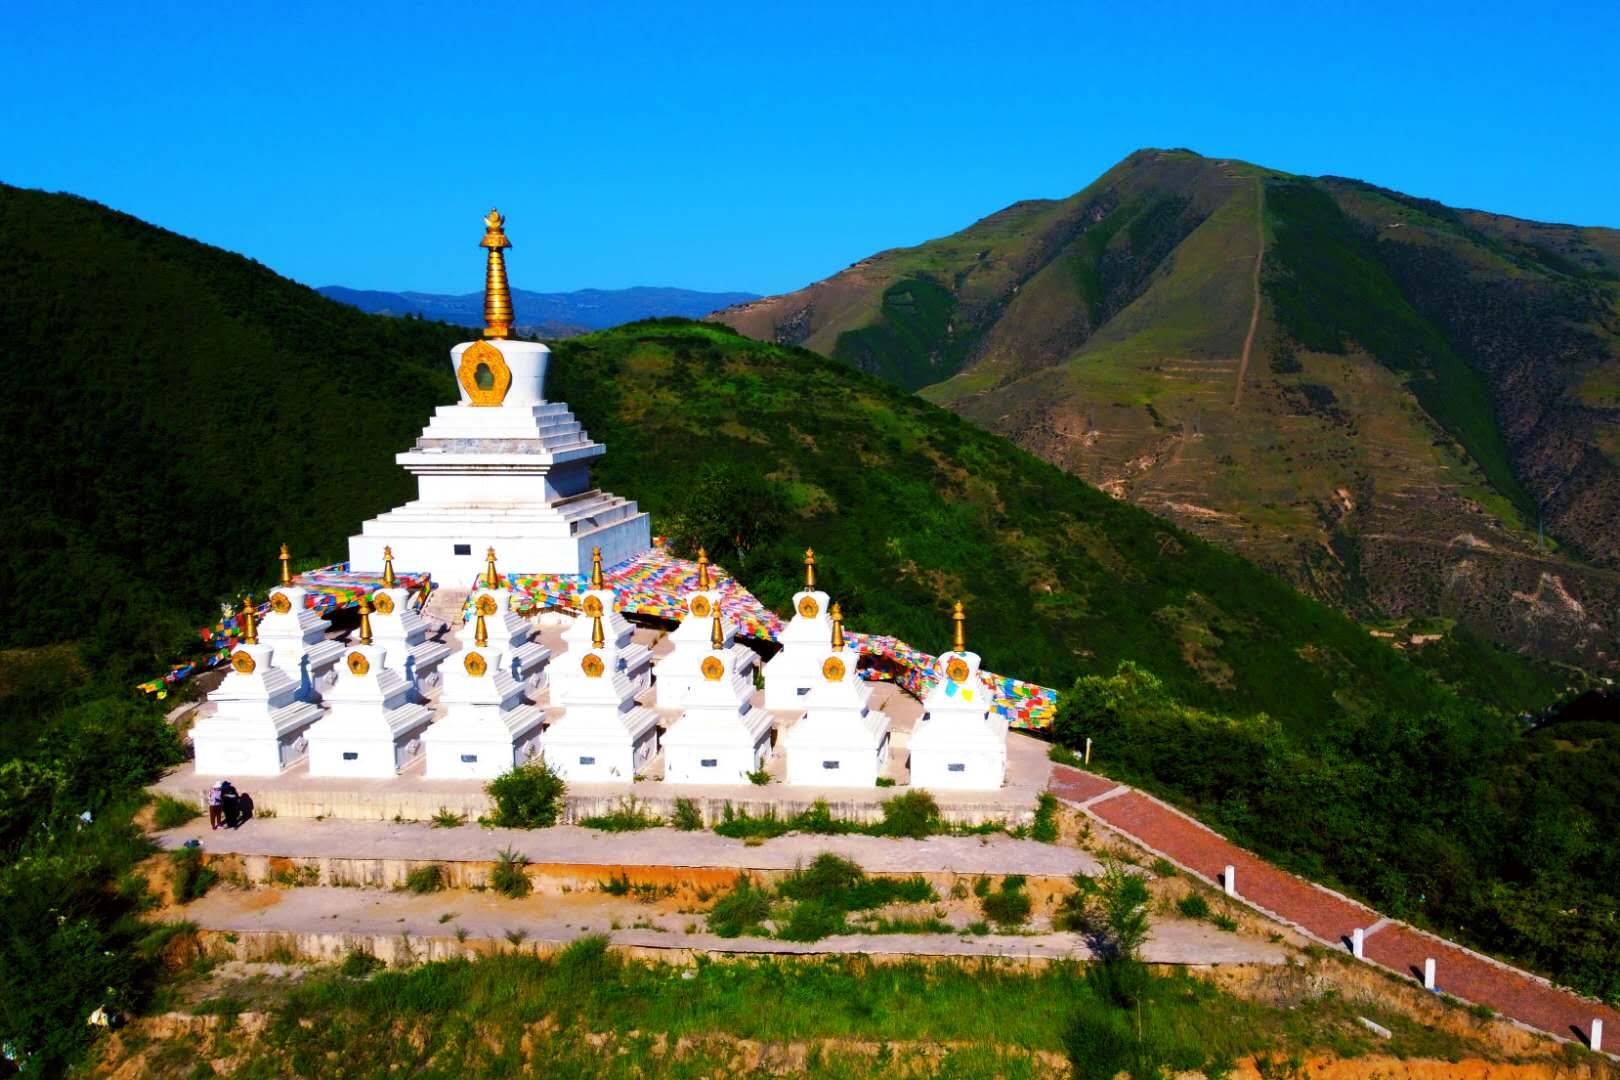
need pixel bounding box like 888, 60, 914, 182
240, 596, 259, 645
485, 547, 500, 590
382, 545, 397, 588
358, 599, 374, 645
279, 544, 292, 586
474, 611, 489, 648
591, 545, 604, 591
710, 606, 724, 650
479, 209, 514, 340
830, 602, 844, 650
591, 612, 605, 649
696, 548, 711, 591
804, 548, 816, 590
951, 602, 966, 654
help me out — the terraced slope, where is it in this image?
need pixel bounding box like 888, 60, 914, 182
715, 151, 1620, 673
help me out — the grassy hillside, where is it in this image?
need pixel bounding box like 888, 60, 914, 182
715, 150, 1620, 677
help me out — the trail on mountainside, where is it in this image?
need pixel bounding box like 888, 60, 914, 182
1232, 179, 1265, 408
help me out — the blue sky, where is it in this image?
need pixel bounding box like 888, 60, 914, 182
2, 1, 1616, 295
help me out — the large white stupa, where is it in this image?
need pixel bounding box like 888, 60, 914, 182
349, 210, 650, 585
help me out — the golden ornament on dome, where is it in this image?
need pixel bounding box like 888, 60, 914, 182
230, 650, 256, 675
347, 651, 370, 676
797, 595, 820, 619
700, 655, 725, 681
464, 652, 488, 677
690, 594, 712, 619
475, 594, 499, 617
945, 657, 970, 683
822, 656, 846, 682
581, 653, 606, 678
373, 592, 396, 615
269, 592, 292, 615
581, 594, 604, 618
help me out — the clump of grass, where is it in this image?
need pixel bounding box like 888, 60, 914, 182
431, 807, 466, 828
777, 899, 847, 942
873, 790, 941, 839
484, 760, 566, 828
504, 928, 528, 947
745, 767, 772, 786
1047, 743, 1084, 767
1031, 792, 1061, 843
578, 796, 661, 832
671, 797, 704, 831
339, 949, 383, 978
855, 914, 954, 935
152, 794, 200, 830
169, 847, 217, 903
490, 847, 531, 898
1151, 857, 1177, 877
405, 863, 446, 895
1211, 913, 1238, 932
1177, 894, 1209, 920
874, 777, 896, 788
706, 875, 772, 938
981, 876, 1033, 928
777, 853, 935, 912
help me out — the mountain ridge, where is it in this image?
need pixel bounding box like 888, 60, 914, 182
713, 149, 1620, 673
320, 283, 758, 337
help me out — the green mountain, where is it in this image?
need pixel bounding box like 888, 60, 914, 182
0, 180, 1554, 719
715, 150, 1620, 674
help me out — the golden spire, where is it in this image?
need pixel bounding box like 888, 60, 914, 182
479, 209, 513, 340
240, 596, 258, 645
382, 545, 397, 589
830, 602, 844, 650
951, 602, 966, 653
696, 548, 711, 591
279, 544, 292, 586
591, 613, 605, 649
485, 547, 500, 590
474, 612, 489, 648
710, 606, 724, 650
358, 599, 373, 645
804, 548, 816, 590
590, 545, 604, 590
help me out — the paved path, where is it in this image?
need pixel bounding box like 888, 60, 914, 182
179, 885, 1287, 966
160, 818, 1101, 878
1050, 763, 1618, 1052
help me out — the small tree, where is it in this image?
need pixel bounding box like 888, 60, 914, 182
485, 759, 566, 829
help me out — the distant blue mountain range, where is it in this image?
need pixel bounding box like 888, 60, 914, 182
318, 284, 759, 336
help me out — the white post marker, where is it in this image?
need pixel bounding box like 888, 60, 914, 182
1423, 957, 1436, 990
1223, 864, 1236, 896
1592, 1018, 1603, 1053
1351, 927, 1365, 959
1084, 737, 1092, 765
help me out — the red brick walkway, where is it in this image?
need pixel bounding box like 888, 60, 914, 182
1050, 763, 1618, 1052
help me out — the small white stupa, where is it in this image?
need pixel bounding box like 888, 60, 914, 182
305, 600, 435, 778
192, 598, 323, 776
461, 547, 550, 687
421, 609, 544, 778
762, 548, 834, 711
782, 603, 891, 786
367, 546, 450, 692
552, 545, 652, 697
258, 544, 342, 700
662, 608, 773, 784
348, 210, 650, 583
653, 549, 758, 709
907, 603, 1007, 790
541, 609, 660, 781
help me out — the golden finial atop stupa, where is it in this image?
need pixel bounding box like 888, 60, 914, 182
951, 602, 966, 653
710, 606, 724, 650
382, 545, 397, 588
591, 612, 605, 649
358, 599, 374, 645
830, 602, 844, 650
804, 548, 816, 590
591, 545, 604, 591
474, 611, 489, 648
479, 209, 513, 340
696, 548, 711, 590
485, 546, 500, 590
240, 596, 259, 645
279, 544, 292, 586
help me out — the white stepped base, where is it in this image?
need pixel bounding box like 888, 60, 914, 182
908, 722, 1006, 791
654, 646, 758, 710
539, 709, 660, 782
306, 705, 434, 778
422, 708, 546, 780
784, 738, 889, 787
190, 701, 323, 777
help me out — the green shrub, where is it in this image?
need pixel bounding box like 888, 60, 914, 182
777, 899, 848, 942
745, 766, 772, 786
340, 949, 384, 978
1151, 857, 1176, 877
706, 875, 773, 938
485, 760, 566, 829
405, 863, 446, 895
777, 853, 936, 912
489, 847, 531, 898
874, 776, 896, 788
875, 790, 941, 839
671, 797, 704, 831
713, 804, 792, 840
1176, 894, 1210, 920
431, 807, 466, 828
169, 847, 217, 903
1047, 743, 1084, 768
152, 794, 200, 830
981, 878, 1032, 928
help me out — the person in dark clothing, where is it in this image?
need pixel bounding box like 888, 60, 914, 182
234, 792, 254, 827
219, 781, 239, 829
